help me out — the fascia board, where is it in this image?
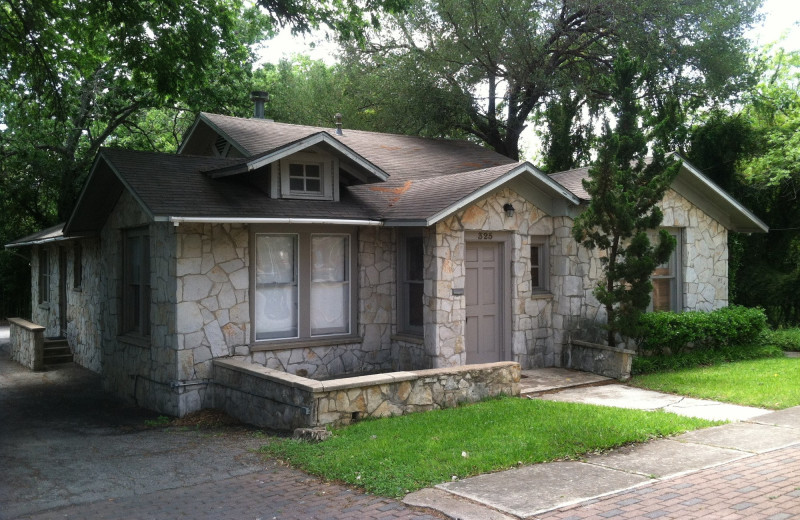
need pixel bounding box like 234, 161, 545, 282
672, 153, 768, 233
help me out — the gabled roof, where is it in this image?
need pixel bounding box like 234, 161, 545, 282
64, 149, 380, 235
349, 162, 580, 226
186, 113, 514, 180
548, 155, 768, 233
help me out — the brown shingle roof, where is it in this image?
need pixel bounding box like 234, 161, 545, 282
548, 167, 590, 200
199, 113, 515, 181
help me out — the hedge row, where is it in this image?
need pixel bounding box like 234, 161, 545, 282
636, 305, 768, 356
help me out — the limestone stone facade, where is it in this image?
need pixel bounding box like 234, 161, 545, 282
22, 182, 733, 418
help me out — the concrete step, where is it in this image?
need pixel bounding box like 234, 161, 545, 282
43, 338, 73, 365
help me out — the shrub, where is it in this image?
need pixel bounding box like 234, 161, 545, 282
631, 343, 783, 375
765, 328, 800, 351
636, 305, 768, 356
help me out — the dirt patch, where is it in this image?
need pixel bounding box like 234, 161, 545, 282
169, 408, 245, 428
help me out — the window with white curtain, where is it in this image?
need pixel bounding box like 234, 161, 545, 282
254, 229, 354, 342
651, 229, 682, 312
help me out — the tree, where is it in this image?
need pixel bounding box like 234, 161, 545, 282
572, 51, 680, 347
342, 0, 762, 160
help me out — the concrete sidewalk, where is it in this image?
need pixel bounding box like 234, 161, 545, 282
406, 384, 800, 519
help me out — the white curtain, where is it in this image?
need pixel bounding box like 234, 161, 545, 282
255, 234, 298, 339
310, 235, 349, 335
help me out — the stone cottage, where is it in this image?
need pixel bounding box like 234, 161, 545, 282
6, 107, 767, 419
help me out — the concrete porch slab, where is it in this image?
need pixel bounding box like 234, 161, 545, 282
519, 367, 612, 396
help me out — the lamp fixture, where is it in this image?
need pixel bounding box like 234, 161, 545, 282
503, 203, 515, 218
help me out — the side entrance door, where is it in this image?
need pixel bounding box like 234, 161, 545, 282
465, 241, 504, 363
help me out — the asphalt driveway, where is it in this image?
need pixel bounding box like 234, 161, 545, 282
0, 329, 441, 520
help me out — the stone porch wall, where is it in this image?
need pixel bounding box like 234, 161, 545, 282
8, 317, 45, 370
213, 357, 520, 430
66, 239, 102, 372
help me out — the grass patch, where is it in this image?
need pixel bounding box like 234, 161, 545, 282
260, 396, 718, 497
631, 357, 800, 410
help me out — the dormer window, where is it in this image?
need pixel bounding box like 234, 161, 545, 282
289, 163, 322, 195
278, 152, 338, 200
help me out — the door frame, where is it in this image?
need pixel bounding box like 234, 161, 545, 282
464, 231, 513, 363
59, 246, 67, 336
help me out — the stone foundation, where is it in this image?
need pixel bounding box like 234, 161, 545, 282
212, 358, 520, 430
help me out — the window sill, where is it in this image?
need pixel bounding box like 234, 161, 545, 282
117, 334, 151, 348
391, 333, 424, 345
251, 334, 362, 352
531, 292, 553, 300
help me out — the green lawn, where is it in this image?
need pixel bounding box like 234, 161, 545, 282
261, 397, 718, 497
630, 357, 800, 410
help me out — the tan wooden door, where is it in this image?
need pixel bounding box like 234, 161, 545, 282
465, 241, 504, 363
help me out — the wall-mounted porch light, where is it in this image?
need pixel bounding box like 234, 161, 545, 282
503, 203, 515, 218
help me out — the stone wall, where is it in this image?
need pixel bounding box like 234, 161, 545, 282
549, 188, 730, 353
213, 357, 520, 430
8, 317, 45, 370
31, 244, 60, 336
66, 239, 102, 372
425, 187, 554, 369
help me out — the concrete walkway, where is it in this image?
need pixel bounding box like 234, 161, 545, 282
406, 370, 800, 519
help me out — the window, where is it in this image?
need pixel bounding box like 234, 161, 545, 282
254, 229, 354, 342
38, 249, 50, 304
289, 163, 322, 194
123, 228, 150, 336
73, 243, 82, 289
278, 153, 337, 200
651, 230, 682, 312
530, 237, 549, 293
398, 232, 424, 335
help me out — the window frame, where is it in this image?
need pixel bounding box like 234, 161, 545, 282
279, 152, 337, 200
251, 225, 358, 345
398, 229, 424, 337
530, 236, 550, 294
650, 228, 683, 312
122, 227, 151, 337
38, 248, 50, 304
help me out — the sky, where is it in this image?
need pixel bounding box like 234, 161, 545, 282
260, 0, 800, 64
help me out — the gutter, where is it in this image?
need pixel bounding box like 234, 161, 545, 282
161, 216, 384, 227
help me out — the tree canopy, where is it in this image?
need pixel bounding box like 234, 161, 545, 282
341, 0, 763, 160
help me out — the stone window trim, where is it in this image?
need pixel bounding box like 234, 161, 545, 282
650, 228, 683, 312
122, 226, 151, 339
278, 152, 338, 201
38, 248, 50, 305
397, 229, 424, 337
530, 235, 551, 294
250, 224, 358, 345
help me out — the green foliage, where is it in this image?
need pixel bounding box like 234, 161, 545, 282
636, 306, 769, 356
765, 328, 800, 351
631, 357, 800, 409
344, 0, 762, 159
631, 343, 783, 375
572, 51, 679, 345
260, 397, 717, 497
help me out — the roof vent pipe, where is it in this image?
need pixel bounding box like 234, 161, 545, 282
251, 91, 269, 119
334, 113, 343, 135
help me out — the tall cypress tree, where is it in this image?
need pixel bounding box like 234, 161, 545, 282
572, 50, 680, 347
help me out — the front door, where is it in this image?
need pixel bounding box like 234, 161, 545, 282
465, 241, 504, 363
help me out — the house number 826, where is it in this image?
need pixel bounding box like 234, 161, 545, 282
478, 232, 493, 240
